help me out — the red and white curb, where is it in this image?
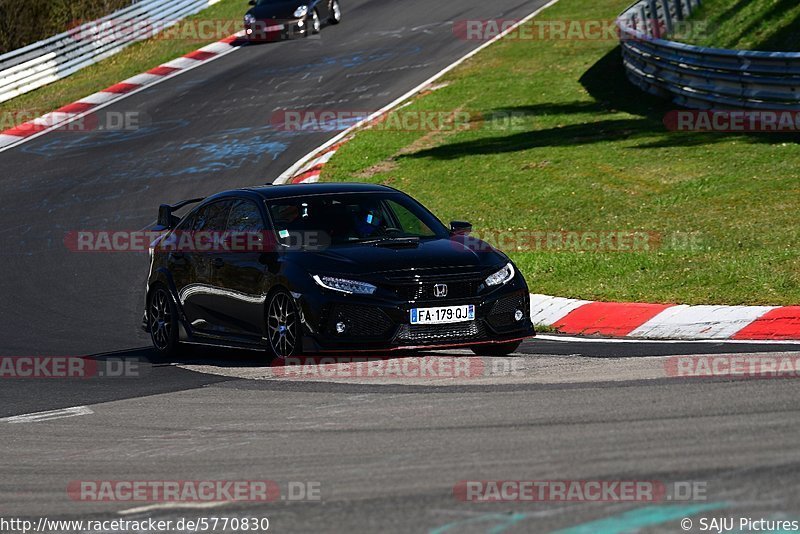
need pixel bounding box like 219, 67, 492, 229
0, 33, 244, 153
285, 138, 352, 184
531, 294, 800, 341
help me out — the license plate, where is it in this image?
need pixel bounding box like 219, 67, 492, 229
410, 305, 475, 325
265, 24, 284, 32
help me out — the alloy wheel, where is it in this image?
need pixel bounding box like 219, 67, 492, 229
268, 292, 298, 358
149, 288, 173, 351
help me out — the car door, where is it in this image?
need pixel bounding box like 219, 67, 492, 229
210, 198, 276, 338
174, 199, 233, 336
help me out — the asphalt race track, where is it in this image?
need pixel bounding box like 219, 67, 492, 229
3, 339, 800, 532
2, 0, 800, 532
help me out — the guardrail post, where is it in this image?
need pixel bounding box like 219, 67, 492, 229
673, 0, 684, 21
661, 0, 673, 35
647, 0, 661, 38
627, 12, 635, 32
639, 4, 650, 36
630, 13, 639, 33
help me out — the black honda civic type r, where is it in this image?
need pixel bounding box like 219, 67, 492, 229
143, 183, 534, 360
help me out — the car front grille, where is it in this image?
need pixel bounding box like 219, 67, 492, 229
486, 294, 528, 330
391, 281, 480, 301
326, 304, 394, 338
395, 321, 486, 344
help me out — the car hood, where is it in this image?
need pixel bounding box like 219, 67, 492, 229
248, 1, 306, 20
287, 236, 508, 278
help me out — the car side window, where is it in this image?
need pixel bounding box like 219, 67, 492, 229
227, 200, 265, 233
192, 201, 231, 232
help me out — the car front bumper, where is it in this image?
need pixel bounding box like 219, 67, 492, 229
244, 18, 308, 41
297, 278, 535, 353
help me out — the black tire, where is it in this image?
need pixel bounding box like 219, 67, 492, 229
329, 0, 342, 24
310, 9, 321, 34
470, 340, 522, 357
148, 285, 181, 359
266, 289, 302, 361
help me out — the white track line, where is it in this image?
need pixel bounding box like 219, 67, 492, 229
119, 501, 230, 515
1, 406, 94, 423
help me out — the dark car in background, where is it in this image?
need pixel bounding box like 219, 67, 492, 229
144, 183, 534, 360
244, 0, 341, 40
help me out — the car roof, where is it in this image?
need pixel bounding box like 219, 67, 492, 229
208, 182, 400, 202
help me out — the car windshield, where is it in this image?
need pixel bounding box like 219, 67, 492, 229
267, 192, 449, 246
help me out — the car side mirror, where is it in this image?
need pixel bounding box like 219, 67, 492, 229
450, 221, 472, 235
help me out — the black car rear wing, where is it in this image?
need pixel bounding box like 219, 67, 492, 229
156, 198, 205, 230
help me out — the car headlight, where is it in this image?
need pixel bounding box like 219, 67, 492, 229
244, 13, 256, 24
294, 5, 309, 17
313, 275, 377, 295
485, 262, 515, 287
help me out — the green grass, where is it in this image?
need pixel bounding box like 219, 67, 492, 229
0, 0, 245, 122
676, 0, 800, 51
322, 0, 800, 306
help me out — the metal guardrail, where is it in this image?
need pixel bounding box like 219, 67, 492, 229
0, 0, 221, 104
618, 0, 800, 110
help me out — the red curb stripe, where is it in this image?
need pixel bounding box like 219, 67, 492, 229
292, 171, 320, 184
3, 122, 49, 137
304, 163, 325, 173
184, 50, 217, 61
102, 82, 140, 94
291, 161, 326, 183
732, 306, 800, 340
220, 35, 239, 44
147, 65, 180, 76
56, 102, 96, 114
554, 302, 673, 337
